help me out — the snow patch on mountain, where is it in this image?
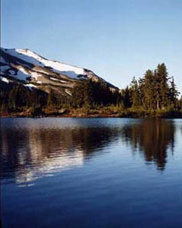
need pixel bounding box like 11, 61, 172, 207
25, 84, 37, 89
16, 49, 86, 79
50, 77, 59, 81
65, 89, 72, 96
18, 66, 29, 75
30, 72, 42, 80
0, 76, 9, 83
16, 70, 29, 81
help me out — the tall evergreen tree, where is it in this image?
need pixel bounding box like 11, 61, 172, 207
130, 77, 140, 107
155, 63, 169, 109
169, 76, 179, 109
143, 70, 155, 109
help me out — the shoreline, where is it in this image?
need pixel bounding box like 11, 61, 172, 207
1, 111, 182, 119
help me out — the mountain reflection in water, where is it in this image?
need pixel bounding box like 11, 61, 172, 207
1, 118, 177, 185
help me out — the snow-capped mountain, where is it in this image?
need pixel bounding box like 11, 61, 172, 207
0, 47, 118, 96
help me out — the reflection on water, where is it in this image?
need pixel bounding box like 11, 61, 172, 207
1, 118, 179, 185
1, 119, 119, 185
1, 118, 182, 228
120, 119, 175, 170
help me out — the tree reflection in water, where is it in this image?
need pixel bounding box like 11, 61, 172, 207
1, 119, 176, 184
120, 119, 175, 170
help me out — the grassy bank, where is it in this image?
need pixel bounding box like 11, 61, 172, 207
1, 106, 182, 118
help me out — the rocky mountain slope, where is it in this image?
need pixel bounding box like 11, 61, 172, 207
0, 47, 118, 97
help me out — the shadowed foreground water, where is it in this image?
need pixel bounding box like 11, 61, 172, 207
1, 118, 182, 228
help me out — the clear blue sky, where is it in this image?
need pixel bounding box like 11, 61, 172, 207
1, 0, 182, 92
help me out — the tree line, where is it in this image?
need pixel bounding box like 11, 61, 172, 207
0, 63, 182, 115
121, 63, 181, 111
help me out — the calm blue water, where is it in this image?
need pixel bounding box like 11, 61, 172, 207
1, 118, 182, 228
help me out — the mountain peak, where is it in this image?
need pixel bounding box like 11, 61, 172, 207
0, 47, 118, 96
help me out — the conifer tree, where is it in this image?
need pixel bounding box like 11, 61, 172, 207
169, 77, 179, 109
156, 63, 169, 109
130, 77, 140, 107
143, 70, 155, 109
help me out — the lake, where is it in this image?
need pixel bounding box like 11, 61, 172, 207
1, 118, 182, 228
